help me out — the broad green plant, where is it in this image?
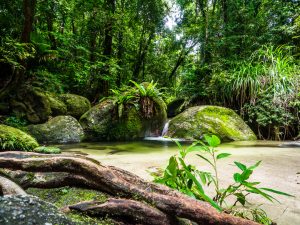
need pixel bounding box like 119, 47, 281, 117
153, 135, 293, 224
109, 88, 138, 118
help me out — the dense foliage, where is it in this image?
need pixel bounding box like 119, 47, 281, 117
0, 0, 299, 139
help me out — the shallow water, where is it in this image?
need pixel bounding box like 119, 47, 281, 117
59, 140, 300, 225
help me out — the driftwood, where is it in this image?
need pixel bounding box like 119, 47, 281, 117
0, 151, 259, 225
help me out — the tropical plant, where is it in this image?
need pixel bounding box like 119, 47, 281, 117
130, 80, 166, 118
108, 87, 138, 118
153, 135, 293, 224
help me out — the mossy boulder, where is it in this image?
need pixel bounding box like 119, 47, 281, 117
45, 93, 67, 116
79, 98, 167, 141
11, 88, 52, 124
27, 116, 84, 144
109, 107, 144, 140
59, 94, 91, 119
0, 124, 39, 151
10, 87, 89, 123
167, 106, 257, 141
10, 88, 67, 123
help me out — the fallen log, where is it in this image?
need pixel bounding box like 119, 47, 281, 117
0, 151, 259, 225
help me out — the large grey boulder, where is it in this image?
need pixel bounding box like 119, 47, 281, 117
0, 195, 74, 225
27, 116, 84, 144
167, 106, 257, 141
79, 100, 115, 141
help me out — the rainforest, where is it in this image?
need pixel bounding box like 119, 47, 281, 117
0, 0, 299, 225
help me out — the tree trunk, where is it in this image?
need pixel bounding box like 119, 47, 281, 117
100, 0, 116, 97
46, 14, 57, 50
0, 152, 258, 225
21, 0, 37, 43
133, 32, 154, 81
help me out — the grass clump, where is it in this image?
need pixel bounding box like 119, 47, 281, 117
33, 146, 61, 154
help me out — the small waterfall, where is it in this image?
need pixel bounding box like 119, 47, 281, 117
143, 120, 185, 141
161, 120, 170, 137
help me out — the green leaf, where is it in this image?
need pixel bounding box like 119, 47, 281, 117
204, 135, 221, 147
165, 156, 178, 177
244, 184, 277, 202
216, 153, 231, 160
178, 158, 222, 212
234, 193, 246, 206
260, 188, 294, 197
234, 161, 247, 171
248, 160, 262, 170
199, 172, 207, 185
240, 169, 253, 181
233, 173, 241, 182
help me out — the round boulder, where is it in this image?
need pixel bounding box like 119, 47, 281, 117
79, 100, 115, 141
27, 116, 84, 144
0, 124, 38, 151
167, 106, 257, 141
59, 94, 91, 119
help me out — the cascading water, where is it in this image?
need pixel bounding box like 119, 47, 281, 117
144, 120, 185, 141
161, 120, 170, 137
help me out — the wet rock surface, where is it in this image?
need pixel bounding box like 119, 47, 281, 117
0, 195, 74, 225
27, 116, 84, 144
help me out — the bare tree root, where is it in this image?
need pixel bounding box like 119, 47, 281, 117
0, 151, 259, 225
0, 175, 27, 196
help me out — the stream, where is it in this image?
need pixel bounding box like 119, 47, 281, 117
59, 140, 300, 225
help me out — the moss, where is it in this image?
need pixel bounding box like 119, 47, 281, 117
0, 124, 39, 151
27, 187, 112, 225
109, 107, 143, 140
59, 94, 91, 119
33, 146, 61, 154
25, 88, 52, 123
45, 93, 67, 116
